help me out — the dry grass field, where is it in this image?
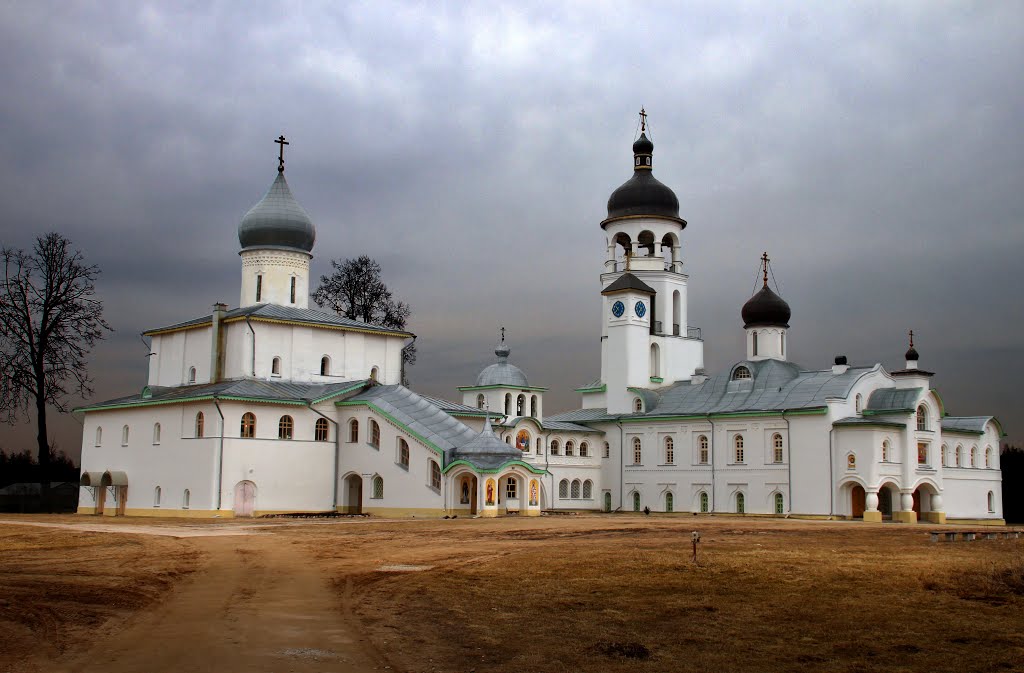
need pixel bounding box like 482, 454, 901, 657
0, 514, 1021, 673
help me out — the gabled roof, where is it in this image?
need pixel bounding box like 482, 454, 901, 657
601, 273, 656, 296
76, 379, 369, 412
145, 304, 414, 338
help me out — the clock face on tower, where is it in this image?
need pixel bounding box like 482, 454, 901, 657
635, 301, 647, 318
611, 301, 625, 318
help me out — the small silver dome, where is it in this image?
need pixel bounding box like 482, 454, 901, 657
475, 334, 529, 387
238, 172, 316, 253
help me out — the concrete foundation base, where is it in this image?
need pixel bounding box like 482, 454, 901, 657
893, 510, 918, 524
922, 511, 946, 524
862, 510, 883, 523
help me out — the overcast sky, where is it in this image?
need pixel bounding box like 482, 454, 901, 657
1, 1, 1022, 459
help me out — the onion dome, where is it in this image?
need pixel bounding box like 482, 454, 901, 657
742, 285, 791, 328
449, 417, 523, 470
603, 124, 686, 227
476, 333, 529, 387
238, 172, 316, 253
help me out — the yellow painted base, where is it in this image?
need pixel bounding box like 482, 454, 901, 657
892, 510, 917, 524
946, 518, 1007, 527
360, 507, 448, 517
862, 510, 883, 522
524, 508, 541, 517
480, 509, 498, 518
922, 511, 946, 524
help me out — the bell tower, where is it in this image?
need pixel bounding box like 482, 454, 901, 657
597, 111, 704, 413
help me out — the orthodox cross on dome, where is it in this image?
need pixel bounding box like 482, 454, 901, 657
761, 251, 770, 287
275, 135, 289, 173
639, 107, 648, 133
500, 326, 506, 343
908, 329, 914, 348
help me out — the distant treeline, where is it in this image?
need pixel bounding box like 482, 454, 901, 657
0, 449, 80, 488
1002, 445, 1023, 524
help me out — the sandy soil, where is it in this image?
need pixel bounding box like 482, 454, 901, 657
1, 515, 1022, 673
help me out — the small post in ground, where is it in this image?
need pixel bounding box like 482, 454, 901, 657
691, 530, 701, 563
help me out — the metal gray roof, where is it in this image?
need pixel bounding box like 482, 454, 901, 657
941, 416, 992, 435
546, 407, 617, 423
601, 273, 656, 296
865, 387, 922, 412
476, 361, 529, 387
448, 421, 526, 470
420, 395, 489, 416
496, 416, 604, 434
146, 303, 414, 337
78, 379, 368, 411
238, 172, 316, 253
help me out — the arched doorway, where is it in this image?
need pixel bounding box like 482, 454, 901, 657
458, 474, 478, 515
233, 480, 256, 517
344, 474, 363, 514
878, 486, 894, 520
603, 492, 612, 513
498, 475, 521, 513
851, 484, 866, 519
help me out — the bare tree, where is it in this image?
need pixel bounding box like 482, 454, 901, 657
0, 233, 110, 500
313, 255, 416, 382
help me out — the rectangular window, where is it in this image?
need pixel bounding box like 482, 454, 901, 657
290, 277, 296, 303
506, 481, 517, 500
255, 274, 262, 302
917, 443, 928, 465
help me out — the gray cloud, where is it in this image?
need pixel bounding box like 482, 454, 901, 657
1, 1, 1022, 457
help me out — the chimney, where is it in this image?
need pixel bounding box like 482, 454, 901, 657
210, 302, 228, 383
690, 367, 708, 385
832, 355, 849, 375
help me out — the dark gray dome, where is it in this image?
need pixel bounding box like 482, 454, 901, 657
603, 132, 685, 226
476, 338, 529, 387
238, 172, 316, 253
449, 420, 524, 469
742, 286, 791, 328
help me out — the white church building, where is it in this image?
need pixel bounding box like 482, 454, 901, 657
77, 117, 1005, 524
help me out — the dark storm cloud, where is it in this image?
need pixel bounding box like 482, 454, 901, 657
1, 1, 1022, 457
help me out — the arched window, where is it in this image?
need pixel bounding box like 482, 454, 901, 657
565, 440, 575, 456
153, 423, 161, 445
736, 492, 745, 514
241, 413, 255, 438
195, 412, 204, 438
477, 394, 486, 409
941, 444, 947, 466
429, 460, 441, 490
349, 419, 359, 443
774, 492, 784, 515
970, 446, 978, 467
505, 435, 511, 444
665, 436, 675, 464
320, 356, 330, 376
882, 440, 890, 462
370, 366, 379, 382
988, 491, 995, 512
650, 343, 660, 377
580, 442, 589, 457
916, 405, 927, 431
314, 418, 329, 442
700, 491, 709, 513
370, 420, 380, 448
633, 437, 642, 464
188, 367, 196, 384
530, 395, 538, 417
550, 440, 560, 455
634, 398, 643, 413
732, 366, 751, 380
516, 394, 525, 416
372, 476, 384, 499
571, 480, 581, 499
633, 492, 641, 512
278, 415, 293, 439
183, 489, 190, 509
559, 479, 569, 499
734, 435, 745, 463
665, 491, 674, 512
752, 331, 758, 356
603, 442, 610, 458
773, 433, 784, 463
504, 393, 512, 416
699, 435, 709, 464
855, 394, 862, 415
398, 438, 410, 468
583, 480, 593, 499
95, 426, 102, 446
955, 445, 962, 467
272, 357, 281, 375
121, 425, 129, 446
985, 446, 993, 468
154, 486, 161, 507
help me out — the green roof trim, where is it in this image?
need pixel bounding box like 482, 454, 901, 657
834, 419, 906, 430
310, 381, 369, 404
575, 383, 606, 394
618, 407, 828, 424
649, 376, 664, 384
442, 459, 548, 476
456, 384, 549, 392
335, 400, 446, 458
941, 428, 985, 436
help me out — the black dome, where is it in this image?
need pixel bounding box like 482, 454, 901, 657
632, 133, 653, 155
742, 286, 791, 328
905, 346, 919, 361
603, 132, 684, 225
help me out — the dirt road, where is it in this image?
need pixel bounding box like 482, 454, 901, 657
59, 535, 384, 673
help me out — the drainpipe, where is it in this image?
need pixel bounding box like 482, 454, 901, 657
707, 415, 716, 513
828, 426, 835, 518
617, 422, 624, 512
213, 397, 225, 511
244, 315, 256, 376
307, 402, 340, 510
783, 411, 792, 515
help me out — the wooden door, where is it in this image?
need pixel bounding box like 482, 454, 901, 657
234, 481, 256, 517
604, 492, 612, 513
470, 477, 478, 515
851, 485, 865, 518
912, 489, 921, 515
115, 487, 127, 516
95, 487, 106, 515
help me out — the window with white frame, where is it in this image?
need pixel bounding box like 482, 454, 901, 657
700, 491, 709, 513
566, 440, 575, 456
736, 492, 745, 514
970, 446, 978, 467
916, 405, 928, 431
370, 420, 380, 448
580, 442, 589, 457
195, 412, 204, 438
349, 419, 359, 443
550, 439, 560, 455
398, 438, 410, 469
314, 418, 329, 442
699, 435, 709, 464
941, 444, 947, 466
734, 435, 744, 463
732, 366, 751, 380
559, 479, 568, 498
665, 436, 675, 464
583, 480, 593, 499
772, 433, 783, 463
278, 415, 293, 440
506, 479, 518, 500
429, 460, 441, 490
985, 446, 993, 468
241, 412, 255, 438
634, 398, 643, 413
477, 394, 485, 409
571, 480, 581, 499
372, 475, 384, 499
955, 445, 962, 466
632, 437, 642, 464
